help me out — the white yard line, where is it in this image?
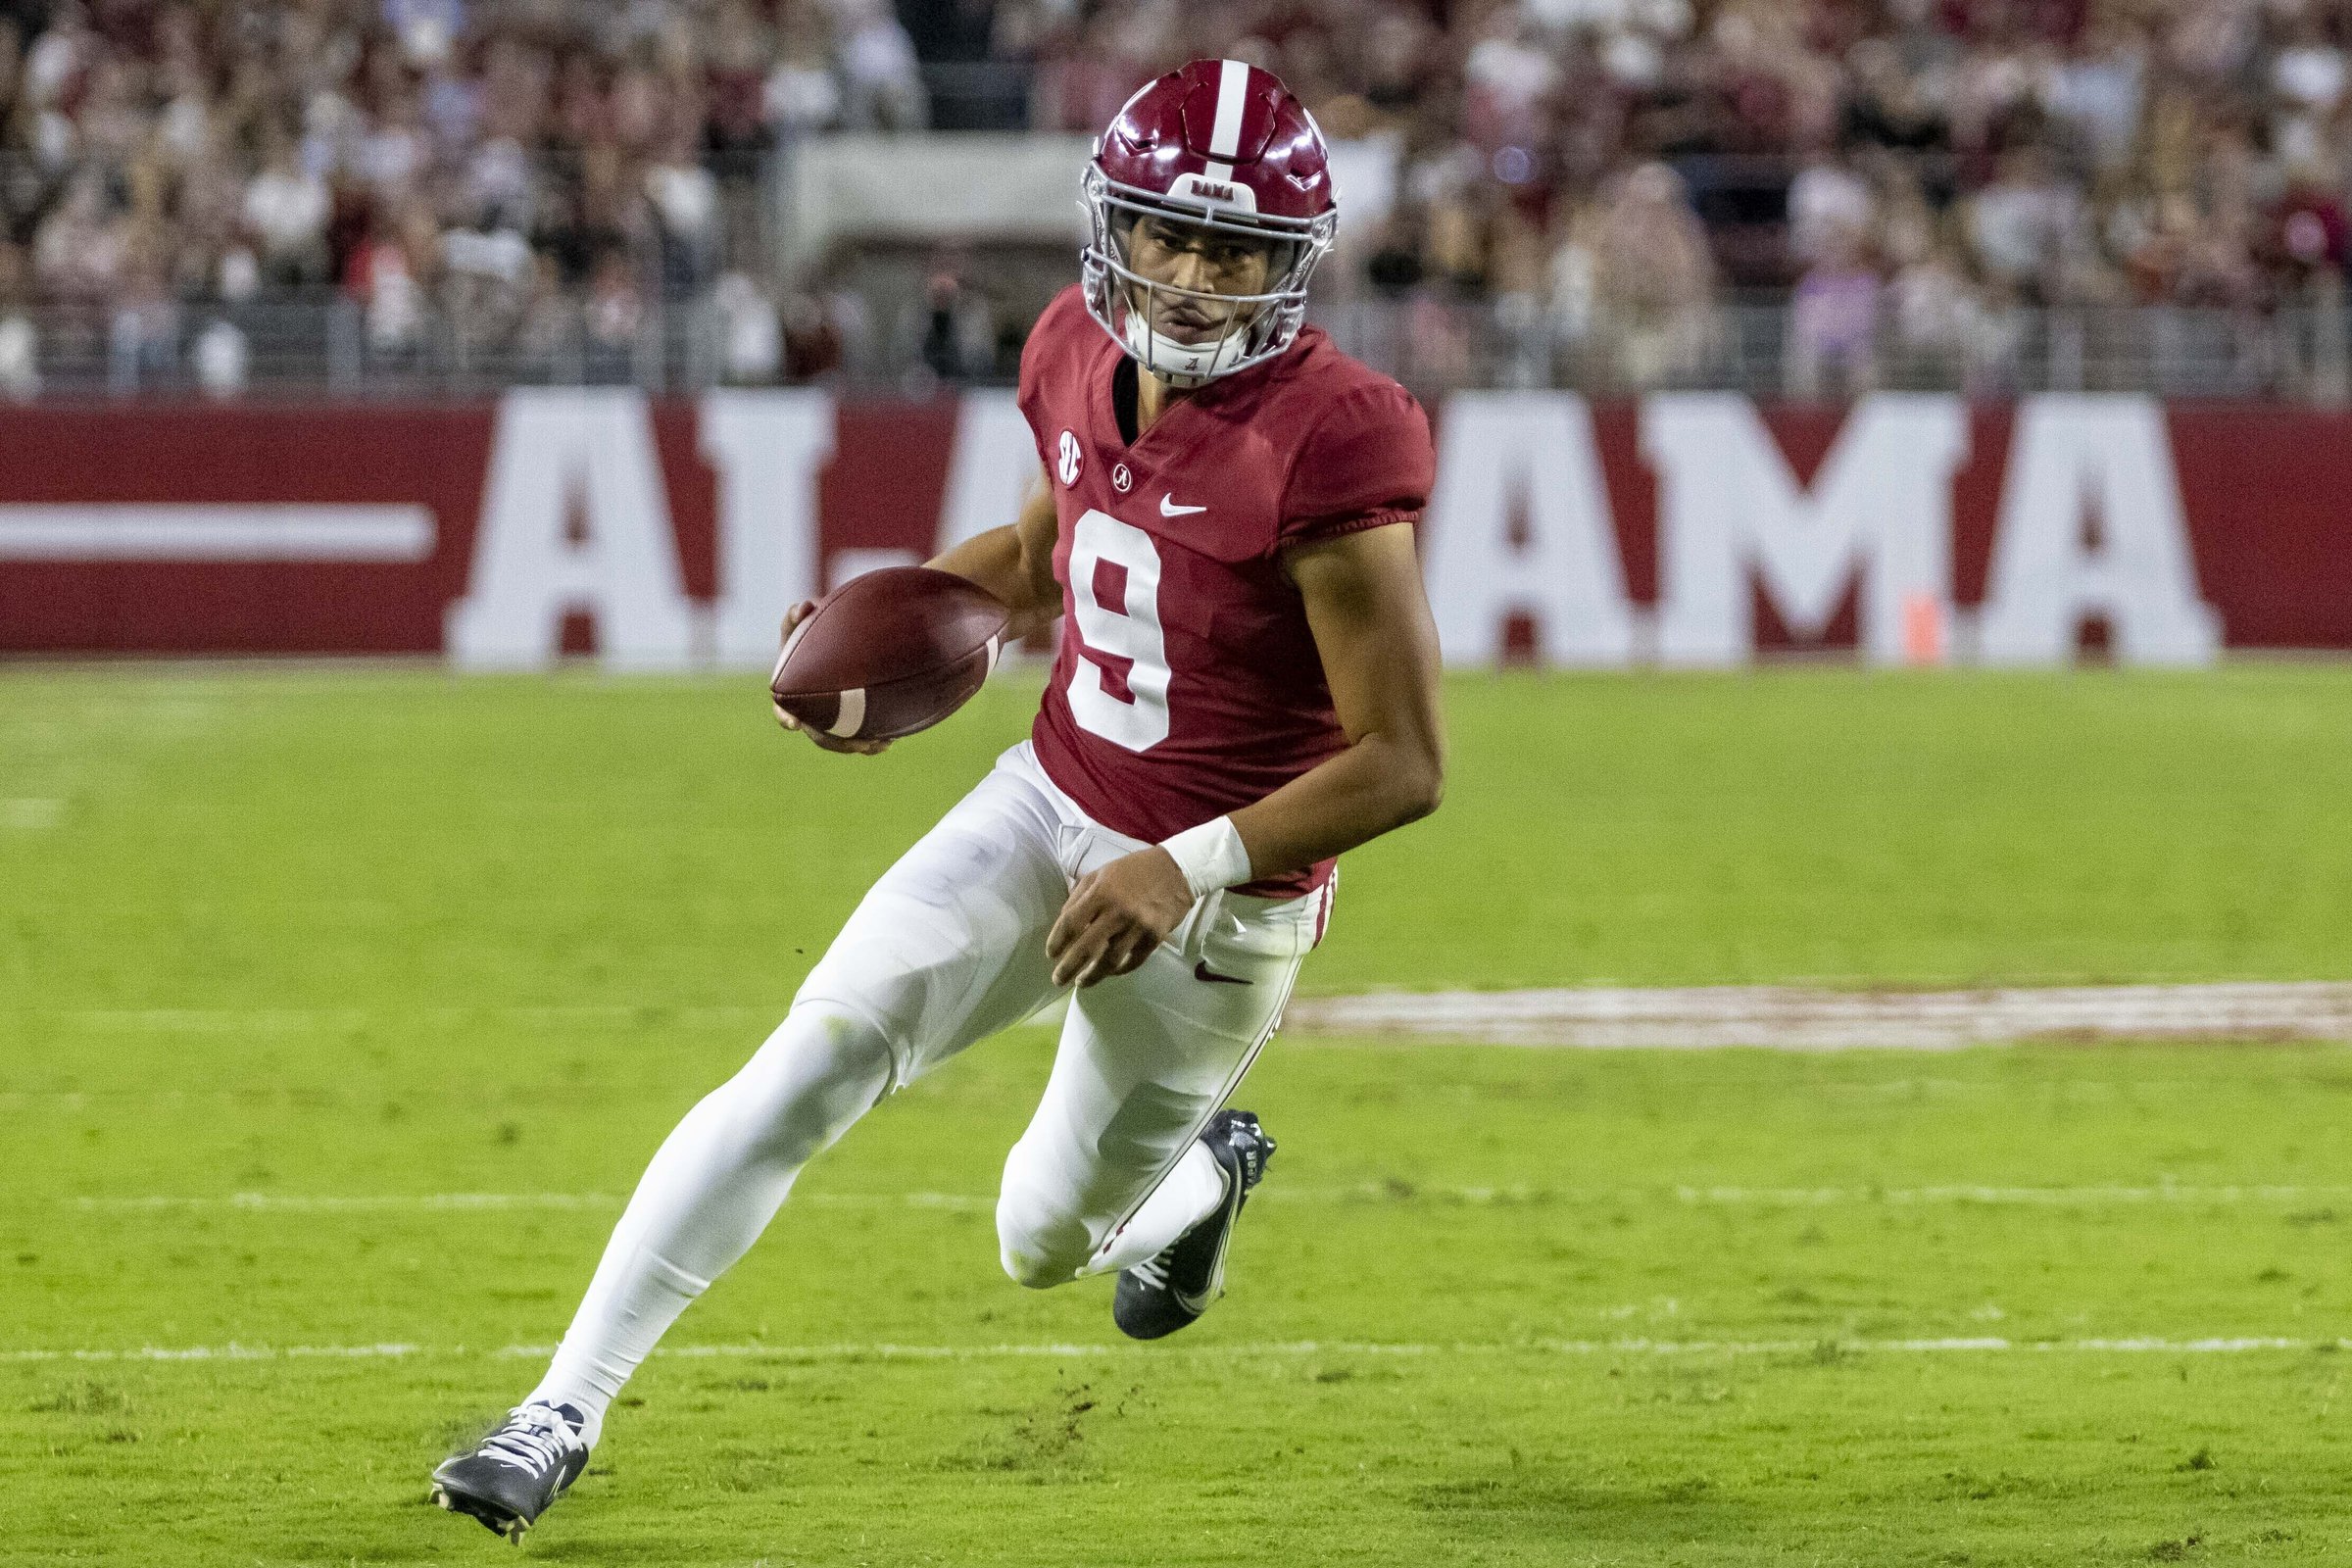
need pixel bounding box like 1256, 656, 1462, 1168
1285, 982, 2352, 1050
1, 1337, 2338, 1366
69, 1193, 630, 1213
0, 799, 63, 831
24, 982, 2352, 1048
1660, 1183, 2352, 1205
58, 1183, 2352, 1215
62, 1192, 990, 1214
44, 1004, 775, 1035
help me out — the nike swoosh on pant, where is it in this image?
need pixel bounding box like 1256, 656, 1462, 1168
1194, 960, 1252, 986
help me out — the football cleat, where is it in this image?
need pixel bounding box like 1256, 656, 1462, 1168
430, 1401, 590, 1542
1114, 1108, 1276, 1341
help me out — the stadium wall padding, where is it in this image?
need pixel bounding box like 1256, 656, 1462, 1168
0, 390, 2344, 664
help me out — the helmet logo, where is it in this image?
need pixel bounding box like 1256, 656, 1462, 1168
1111, 463, 1134, 494
1057, 430, 1082, 486
1174, 172, 1256, 214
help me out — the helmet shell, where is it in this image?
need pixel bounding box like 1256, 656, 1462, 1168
1093, 58, 1334, 225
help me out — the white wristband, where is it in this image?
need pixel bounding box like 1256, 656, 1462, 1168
1158, 815, 1252, 901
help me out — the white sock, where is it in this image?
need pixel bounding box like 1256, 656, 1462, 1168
526, 1005, 893, 1446
1086, 1140, 1227, 1277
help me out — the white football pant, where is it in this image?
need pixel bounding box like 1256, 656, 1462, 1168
530, 742, 1325, 1440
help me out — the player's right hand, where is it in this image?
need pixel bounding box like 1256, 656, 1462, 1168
774, 602, 893, 756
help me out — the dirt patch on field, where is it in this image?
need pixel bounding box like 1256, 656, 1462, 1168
1284, 983, 2352, 1050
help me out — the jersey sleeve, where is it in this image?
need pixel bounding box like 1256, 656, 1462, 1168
1278, 380, 1435, 547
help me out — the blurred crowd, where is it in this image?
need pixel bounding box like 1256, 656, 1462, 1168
0, 0, 901, 392
1022, 0, 2352, 392
0, 0, 2349, 396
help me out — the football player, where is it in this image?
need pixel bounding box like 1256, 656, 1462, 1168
433, 58, 1442, 1539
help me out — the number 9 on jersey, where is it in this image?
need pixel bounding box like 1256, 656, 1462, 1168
1066, 510, 1171, 752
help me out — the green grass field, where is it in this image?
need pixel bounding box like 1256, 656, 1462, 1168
5, 665, 2352, 1566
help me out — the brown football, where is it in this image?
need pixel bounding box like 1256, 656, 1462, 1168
769, 566, 1010, 743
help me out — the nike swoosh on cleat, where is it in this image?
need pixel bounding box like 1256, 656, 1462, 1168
1159, 495, 1207, 516
1194, 960, 1251, 986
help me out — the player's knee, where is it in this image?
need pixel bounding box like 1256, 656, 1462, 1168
995, 1190, 1089, 1290
998, 1241, 1066, 1291
720, 1004, 895, 1165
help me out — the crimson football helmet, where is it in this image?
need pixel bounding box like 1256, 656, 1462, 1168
1082, 58, 1338, 387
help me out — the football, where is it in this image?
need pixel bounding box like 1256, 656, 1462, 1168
768, 565, 1010, 743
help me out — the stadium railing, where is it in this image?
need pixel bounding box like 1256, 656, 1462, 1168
1320, 293, 2352, 404
0, 291, 747, 400
4, 291, 2344, 404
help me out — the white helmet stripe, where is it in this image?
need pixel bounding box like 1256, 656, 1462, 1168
1207, 58, 1250, 159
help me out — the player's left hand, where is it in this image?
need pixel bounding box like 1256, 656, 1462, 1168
773, 601, 893, 756
1048, 848, 1196, 988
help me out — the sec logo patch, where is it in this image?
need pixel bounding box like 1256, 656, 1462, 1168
1056, 430, 1082, 486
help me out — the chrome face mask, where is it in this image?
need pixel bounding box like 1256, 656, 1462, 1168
1080, 168, 1335, 387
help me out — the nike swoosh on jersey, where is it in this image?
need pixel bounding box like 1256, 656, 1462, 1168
1194, 960, 1251, 986
1158, 495, 1208, 516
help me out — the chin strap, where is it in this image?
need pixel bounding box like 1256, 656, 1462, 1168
1122, 309, 1250, 388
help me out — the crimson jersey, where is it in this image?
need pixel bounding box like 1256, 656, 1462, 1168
1017, 285, 1435, 898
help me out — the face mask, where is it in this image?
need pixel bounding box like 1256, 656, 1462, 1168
1079, 166, 1334, 388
